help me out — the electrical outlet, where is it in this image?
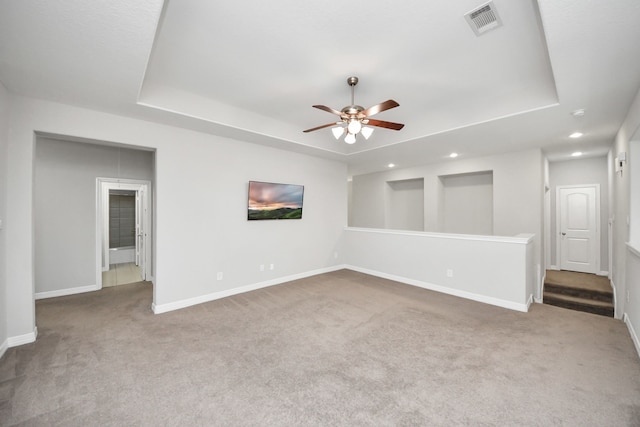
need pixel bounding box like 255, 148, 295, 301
217, 272, 223, 281
260, 264, 265, 271
270, 263, 274, 270
446, 269, 453, 278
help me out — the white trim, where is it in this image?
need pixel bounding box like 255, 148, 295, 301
152, 265, 344, 314
0, 339, 8, 359
549, 265, 560, 271
344, 265, 530, 313
35, 284, 101, 300
598, 270, 609, 276
627, 242, 640, 258
611, 279, 620, 319
8, 327, 38, 347
536, 270, 546, 304
526, 294, 534, 310
345, 226, 534, 244
624, 313, 640, 358
536, 263, 543, 302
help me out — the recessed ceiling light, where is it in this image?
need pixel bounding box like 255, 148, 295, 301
569, 132, 583, 139
571, 109, 585, 117
571, 151, 583, 157
388, 163, 395, 168
449, 152, 459, 158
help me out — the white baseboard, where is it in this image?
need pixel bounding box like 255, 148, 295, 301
549, 265, 559, 271
623, 313, 640, 358
0, 338, 7, 359
8, 327, 38, 348
152, 265, 345, 314
534, 297, 543, 303
344, 265, 530, 313
526, 294, 534, 310
598, 270, 609, 276
35, 284, 101, 300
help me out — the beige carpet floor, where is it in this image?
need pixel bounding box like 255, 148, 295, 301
1, 270, 640, 426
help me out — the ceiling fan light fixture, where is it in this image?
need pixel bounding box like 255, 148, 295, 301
361, 126, 374, 140
347, 119, 362, 135
344, 133, 356, 144
331, 126, 345, 139
303, 76, 403, 143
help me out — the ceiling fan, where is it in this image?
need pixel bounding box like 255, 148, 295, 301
303, 76, 404, 144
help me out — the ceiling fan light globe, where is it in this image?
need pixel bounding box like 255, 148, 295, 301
331, 126, 345, 139
361, 126, 374, 140
344, 133, 356, 144
347, 119, 362, 135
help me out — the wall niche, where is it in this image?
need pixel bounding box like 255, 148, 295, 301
385, 178, 424, 231
439, 171, 493, 235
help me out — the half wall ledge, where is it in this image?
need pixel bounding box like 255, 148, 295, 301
342, 227, 535, 312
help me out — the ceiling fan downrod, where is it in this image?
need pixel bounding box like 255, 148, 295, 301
347, 76, 358, 106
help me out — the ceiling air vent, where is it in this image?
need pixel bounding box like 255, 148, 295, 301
465, 1, 503, 36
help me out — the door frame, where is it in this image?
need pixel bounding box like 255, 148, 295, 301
96, 177, 152, 287
555, 184, 600, 274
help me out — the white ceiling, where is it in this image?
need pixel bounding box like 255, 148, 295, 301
1, 0, 639, 175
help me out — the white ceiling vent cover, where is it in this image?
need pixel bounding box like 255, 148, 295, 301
465, 1, 503, 36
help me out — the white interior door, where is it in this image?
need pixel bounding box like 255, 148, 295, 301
135, 190, 142, 267
558, 185, 599, 273
134, 187, 147, 280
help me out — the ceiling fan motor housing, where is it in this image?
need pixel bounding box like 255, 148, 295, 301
341, 105, 365, 117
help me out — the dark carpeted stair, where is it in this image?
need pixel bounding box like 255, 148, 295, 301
543, 270, 614, 317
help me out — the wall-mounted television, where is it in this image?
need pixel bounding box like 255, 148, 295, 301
248, 181, 304, 220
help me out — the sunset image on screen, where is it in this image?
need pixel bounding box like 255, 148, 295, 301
248, 181, 304, 220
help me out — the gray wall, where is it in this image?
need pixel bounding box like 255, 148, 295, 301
549, 156, 609, 272
630, 139, 640, 246
0, 83, 8, 351
350, 149, 544, 298
441, 171, 493, 235
611, 86, 640, 326
34, 137, 154, 294
5, 96, 348, 341
351, 149, 541, 238
386, 178, 424, 231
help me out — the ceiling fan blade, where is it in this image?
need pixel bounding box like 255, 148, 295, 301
361, 99, 400, 117
366, 119, 405, 131
303, 122, 339, 133
313, 105, 343, 116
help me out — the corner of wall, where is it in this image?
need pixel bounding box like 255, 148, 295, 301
0, 338, 8, 360
0, 81, 10, 356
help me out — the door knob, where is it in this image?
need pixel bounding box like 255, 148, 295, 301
561, 232, 566, 236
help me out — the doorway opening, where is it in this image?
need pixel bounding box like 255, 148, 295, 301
97, 178, 151, 288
